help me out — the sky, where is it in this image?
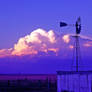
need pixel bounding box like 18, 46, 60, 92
0, 0, 92, 74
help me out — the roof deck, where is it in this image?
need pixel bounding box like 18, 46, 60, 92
57, 71, 92, 75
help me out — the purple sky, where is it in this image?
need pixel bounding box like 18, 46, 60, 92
0, 0, 92, 48
0, 0, 92, 74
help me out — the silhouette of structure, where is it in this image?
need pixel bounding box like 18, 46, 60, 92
57, 71, 92, 92
57, 17, 92, 92
60, 17, 81, 71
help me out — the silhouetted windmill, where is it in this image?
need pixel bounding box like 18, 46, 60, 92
60, 17, 81, 72
58, 18, 92, 92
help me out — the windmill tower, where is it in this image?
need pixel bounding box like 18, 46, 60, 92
60, 17, 81, 72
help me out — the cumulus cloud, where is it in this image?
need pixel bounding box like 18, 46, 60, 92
12, 29, 58, 56
0, 28, 92, 58
0, 28, 61, 57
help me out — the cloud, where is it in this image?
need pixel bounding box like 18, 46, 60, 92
62, 34, 70, 43
0, 48, 13, 57
0, 28, 61, 58
0, 28, 92, 58
12, 28, 58, 56
83, 42, 92, 47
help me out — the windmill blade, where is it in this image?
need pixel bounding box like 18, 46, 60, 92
81, 36, 92, 41
71, 34, 92, 41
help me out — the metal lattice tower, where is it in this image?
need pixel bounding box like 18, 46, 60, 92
60, 17, 81, 72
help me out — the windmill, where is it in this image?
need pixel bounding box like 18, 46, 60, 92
57, 18, 92, 92
60, 17, 81, 72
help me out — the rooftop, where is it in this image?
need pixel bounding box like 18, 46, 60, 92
57, 71, 92, 75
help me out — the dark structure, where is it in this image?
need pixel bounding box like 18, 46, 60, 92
60, 17, 81, 71
58, 17, 92, 92
57, 71, 92, 92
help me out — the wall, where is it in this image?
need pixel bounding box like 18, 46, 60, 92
57, 74, 92, 92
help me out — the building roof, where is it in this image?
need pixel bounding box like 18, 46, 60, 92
57, 71, 92, 75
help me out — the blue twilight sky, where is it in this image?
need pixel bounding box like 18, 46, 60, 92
0, 0, 92, 49
0, 0, 92, 74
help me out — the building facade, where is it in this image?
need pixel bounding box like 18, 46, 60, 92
57, 71, 92, 92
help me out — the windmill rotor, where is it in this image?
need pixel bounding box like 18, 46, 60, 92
75, 17, 81, 35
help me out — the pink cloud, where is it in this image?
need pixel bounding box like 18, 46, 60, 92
0, 28, 92, 58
